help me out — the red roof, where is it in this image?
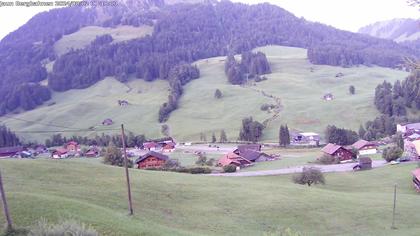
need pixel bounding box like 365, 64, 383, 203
352, 140, 377, 150
54, 148, 68, 155
67, 141, 78, 146
218, 152, 252, 167
321, 143, 343, 155
412, 169, 420, 180
144, 142, 157, 149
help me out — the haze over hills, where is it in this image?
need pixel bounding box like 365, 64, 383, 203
358, 18, 420, 42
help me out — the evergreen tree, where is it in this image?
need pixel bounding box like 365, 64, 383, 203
220, 130, 227, 143
358, 125, 366, 139
349, 85, 355, 95
211, 133, 216, 143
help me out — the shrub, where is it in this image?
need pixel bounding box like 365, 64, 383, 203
260, 103, 276, 111
206, 158, 215, 166
223, 164, 237, 173
292, 167, 325, 186
382, 146, 403, 162
163, 159, 180, 169
317, 154, 339, 164
103, 143, 133, 167
28, 219, 98, 236
195, 153, 207, 165
214, 89, 223, 99
189, 167, 212, 174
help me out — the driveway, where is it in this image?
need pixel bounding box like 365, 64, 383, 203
209, 160, 388, 177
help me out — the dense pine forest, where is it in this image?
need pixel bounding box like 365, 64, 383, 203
0, 0, 417, 119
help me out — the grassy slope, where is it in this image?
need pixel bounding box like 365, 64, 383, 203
169, 46, 409, 142
1, 159, 420, 235
54, 25, 153, 56
1, 46, 409, 143
0, 78, 169, 142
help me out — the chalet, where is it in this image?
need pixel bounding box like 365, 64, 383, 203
85, 147, 100, 158
162, 142, 176, 153
102, 118, 114, 126
240, 149, 276, 162
35, 145, 47, 154
412, 168, 420, 192
217, 152, 252, 168
321, 143, 354, 162
52, 148, 68, 159
143, 142, 158, 151
65, 141, 79, 152
352, 140, 378, 155
353, 157, 372, 171
397, 122, 420, 135
135, 151, 169, 169
0, 146, 24, 158
323, 93, 334, 101
292, 132, 320, 145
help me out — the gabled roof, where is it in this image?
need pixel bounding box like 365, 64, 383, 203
352, 140, 377, 150
218, 152, 252, 166
321, 143, 344, 155
54, 148, 68, 154
143, 142, 157, 148
240, 150, 262, 161
135, 151, 169, 164
237, 144, 261, 153
0, 146, 23, 154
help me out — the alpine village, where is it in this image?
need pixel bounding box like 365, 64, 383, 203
0, 0, 419, 235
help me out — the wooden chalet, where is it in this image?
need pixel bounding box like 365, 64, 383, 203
52, 148, 68, 159
321, 143, 354, 162
217, 152, 252, 167
143, 142, 158, 151
162, 142, 176, 153
352, 140, 378, 155
65, 141, 79, 152
135, 151, 169, 169
0, 146, 24, 158
412, 169, 420, 192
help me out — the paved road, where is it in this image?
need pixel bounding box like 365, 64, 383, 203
209, 160, 388, 177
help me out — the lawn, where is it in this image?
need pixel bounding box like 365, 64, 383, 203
1, 159, 420, 235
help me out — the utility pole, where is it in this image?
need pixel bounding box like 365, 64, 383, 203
121, 124, 134, 215
391, 184, 397, 229
0, 170, 13, 231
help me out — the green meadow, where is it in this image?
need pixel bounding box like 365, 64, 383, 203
1, 159, 420, 235
0, 46, 409, 143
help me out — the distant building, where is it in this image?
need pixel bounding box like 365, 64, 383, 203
52, 148, 68, 159
352, 140, 378, 155
65, 141, 79, 152
292, 132, 320, 145
85, 147, 100, 158
0, 146, 24, 158
162, 142, 176, 153
135, 151, 169, 169
397, 122, 420, 135
321, 143, 353, 162
217, 152, 252, 168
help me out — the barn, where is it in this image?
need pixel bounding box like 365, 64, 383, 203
321, 143, 354, 162
135, 151, 169, 169
217, 152, 252, 167
352, 140, 378, 155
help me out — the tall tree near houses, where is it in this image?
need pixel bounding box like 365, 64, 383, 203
285, 125, 290, 146
279, 125, 290, 147
358, 125, 366, 139
220, 129, 227, 143
211, 133, 217, 143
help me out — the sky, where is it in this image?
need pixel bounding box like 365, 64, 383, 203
0, 0, 418, 40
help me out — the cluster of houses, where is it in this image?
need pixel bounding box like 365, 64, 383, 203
398, 122, 420, 160
216, 144, 278, 169
291, 132, 321, 146
321, 139, 378, 170
0, 146, 47, 159
143, 137, 176, 153
51, 141, 100, 159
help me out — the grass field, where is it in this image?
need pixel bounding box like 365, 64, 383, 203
1, 159, 420, 235
54, 25, 153, 56
1, 45, 409, 143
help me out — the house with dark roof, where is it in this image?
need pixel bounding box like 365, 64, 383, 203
321, 143, 354, 162
51, 148, 68, 159
162, 142, 176, 153
0, 146, 24, 158
352, 140, 378, 155
397, 122, 420, 135
135, 151, 169, 169
240, 149, 276, 162
217, 152, 252, 168
234, 144, 262, 154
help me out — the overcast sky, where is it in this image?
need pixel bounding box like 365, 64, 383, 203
0, 0, 418, 40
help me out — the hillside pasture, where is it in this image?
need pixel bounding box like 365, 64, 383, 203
1, 159, 420, 235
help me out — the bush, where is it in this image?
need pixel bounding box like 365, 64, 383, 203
317, 154, 339, 164
382, 146, 403, 162
223, 164, 237, 173
163, 159, 180, 169
292, 167, 325, 186
28, 219, 98, 236
189, 167, 212, 174
260, 103, 276, 111
103, 143, 133, 167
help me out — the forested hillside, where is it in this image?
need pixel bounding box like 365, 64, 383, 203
0, 0, 417, 117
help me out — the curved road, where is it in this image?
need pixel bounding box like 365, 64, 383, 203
209, 160, 388, 177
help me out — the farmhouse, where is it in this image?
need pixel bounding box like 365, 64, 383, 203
0, 146, 24, 158
321, 143, 354, 162
52, 148, 68, 159
217, 152, 252, 168
352, 140, 378, 155
292, 132, 320, 145
85, 147, 100, 158
135, 151, 169, 169
412, 168, 420, 192
65, 141, 79, 152
162, 142, 176, 153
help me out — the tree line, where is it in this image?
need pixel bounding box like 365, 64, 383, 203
45, 133, 147, 148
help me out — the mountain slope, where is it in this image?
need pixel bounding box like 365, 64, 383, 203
1, 46, 409, 142
358, 18, 420, 42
